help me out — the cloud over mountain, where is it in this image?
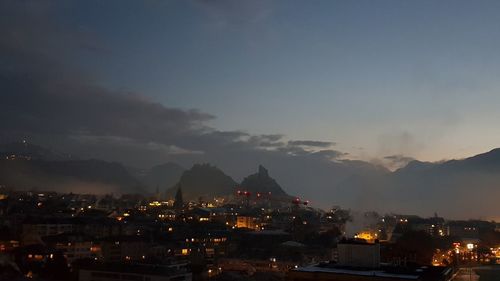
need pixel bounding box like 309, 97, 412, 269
288, 140, 335, 147
0, 1, 346, 170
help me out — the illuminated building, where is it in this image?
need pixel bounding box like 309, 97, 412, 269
43, 233, 98, 263
236, 215, 260, 230
288, 239, 452, 281
447, 221, 480, 239
337, 239, 380, 268
353, 231, 377, 243
22, 217, 74, 237
100, 235, 150, 262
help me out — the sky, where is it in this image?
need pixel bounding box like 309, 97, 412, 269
69, 0, 500, 163
0, 0, 500, 218
3, 0, 500, 166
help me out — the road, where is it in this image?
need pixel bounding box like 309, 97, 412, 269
452, 268, 479, 281
452, 266, 500, 281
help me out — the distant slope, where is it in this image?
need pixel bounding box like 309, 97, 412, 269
0, 158, 144, 194
335, 148, 500, 219
239, 157, 390, 209
3, 141, 499, 219
133, 162, 185, 193
0, 141, 73, 161
240, 165, 289, 197
167, 163, 237, 200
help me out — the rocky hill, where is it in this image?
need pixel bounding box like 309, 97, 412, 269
167, 163, 238, 200
240, 165, 289, 197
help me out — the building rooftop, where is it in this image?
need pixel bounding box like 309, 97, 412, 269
245, 230, 289, 236
338, 237, 378, 245
79, 262, 189, 276
292, 263, 451, 281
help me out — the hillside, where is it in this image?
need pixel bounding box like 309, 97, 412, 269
334, 148, 500, 219
167, 163, 238, 200
240, 165, 289, 197
133, 162, 185, 193
0, 158, 143, 194
0, 141, 72, 161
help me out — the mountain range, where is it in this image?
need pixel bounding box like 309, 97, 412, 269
332, 149, 500, 219
1, 142, 499, 219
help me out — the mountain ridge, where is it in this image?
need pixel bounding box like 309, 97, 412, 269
166, 163, 238, 200
1, 141, 500, 218
240, 165, 289, 197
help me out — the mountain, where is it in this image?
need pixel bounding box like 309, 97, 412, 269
234, 157, 390, 209
2, 140, 499, 219
334, 148, 500, 219
0, 141, 73, 161
167, 163, 238, 200
240, 165, 289, 197
133, 162, 185, 193
0, 158, 143, 194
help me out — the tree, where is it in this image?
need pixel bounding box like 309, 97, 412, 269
173, 186, 184, 210
392, 230, 435, 265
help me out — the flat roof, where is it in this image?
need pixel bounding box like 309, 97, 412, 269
293, 265, 419, 279
292, 264, 450, 280
338, 238, 378, 245
79, 262, 188, 276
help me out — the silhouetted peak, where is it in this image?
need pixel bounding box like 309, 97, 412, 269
465, 147, 500, 164
166, 163, 238, 200
258, 165, 269, 177
241, 165, 288, 197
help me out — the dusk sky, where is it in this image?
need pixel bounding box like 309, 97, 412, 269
91, 0, 499, 163
4, 0, 500, 166
3, 0, 500, 217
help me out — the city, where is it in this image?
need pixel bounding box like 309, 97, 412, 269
0, 157, 499, 280
2, 1, 500, 280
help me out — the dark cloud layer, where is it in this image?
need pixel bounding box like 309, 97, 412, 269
0, 72, 214, 140
0, 0, 344, 168
0, 2, 214, 146
288, 140, 335, 148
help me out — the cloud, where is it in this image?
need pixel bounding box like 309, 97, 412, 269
376, 131, 424, 161
0, 1, 343, 169
258, 134, 283, 142
384, 154, 415, 164
247, 134, 285, 148
0, 69, 214, 141
383, 154, 416, 170
288, 140, 335, 148
72, 135, 204, 156
0, 1, 214, 157
311, 150, 348, 160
